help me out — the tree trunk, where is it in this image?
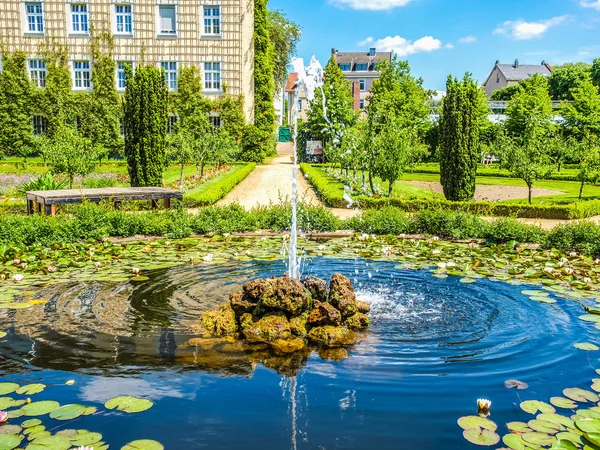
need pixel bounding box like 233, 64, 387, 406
180, 163, 184, 187
388, 180, 394, 197
579, 180, 585, 201
528, 184, 533, 205
69, 174, 74, 190
369, 171, 375, 195
557, 162, 562, 172
361, 170, 365, 187
201, 162, 205, 177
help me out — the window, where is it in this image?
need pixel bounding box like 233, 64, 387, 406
28, 59, 47, 88
32, 115, 47, 135
203, 6, 220, 35
297, 99, 302, 112
204, 62, 221, 91
355, 63, 368, 71
158, 5, 176, 35
116, 61, 132, 90
25, 2, 44, 34
372, 63, 379, 71
209, 114, 221, 128
73, 60, 91, 89
168, 115, 178, 134
115, 4, 133, 34
496, 73, 500, 83
338, 63, 350, 71
359, 100, 365, 109
359, 79, 366, 91
70, 4, 89, 34
161, 61, 178, 91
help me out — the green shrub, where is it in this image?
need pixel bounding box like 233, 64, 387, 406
345, 207, 415, 235
183, 163, 256, 207
545, 222, 600, 256
414, 210, 489, 240
486, 217, 545, 244
18, 173, 68, 194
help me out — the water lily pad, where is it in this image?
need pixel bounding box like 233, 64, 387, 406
0, 332, 6, 339
27, 431, 50, 442
574, 343, 599, 351
121, 440, 164, 450
579, 314, 600, 323
505, 379, 529, 390
104, 396, 153, 414
507, 421, 531, 433
564, 388, 599, 403
521, 400, 556, 414
522, 431, 556, 446
551, 439, 578, 449
0, 398, 17, 410
0, 425, 22, 435
7, 410, 23, 419
555, 431, 583, 446
82, 406, 97, 416
70, 431, 102, 446
23, 425, 44, 435
531, 296, 557, 304
21, 420, 41, 429
16, 384, 45, 395
502, 434, 527, 450
0, 434, 22, 450
528, 419, 561, 433
551, 397, 579, 409
0, 384, 19, 396
457, 416, 497, 431
25, 435, 71, 450
130, 276, 149, 282
537, 413, 574, 429
21, 401, 60, 416
49, 404, 85, 421
522, 290, 549, 297
460, 278, 476, 284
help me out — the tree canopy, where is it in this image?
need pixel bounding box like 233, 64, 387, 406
505, 73, 553, 138
548, 62, 592, 101
267, 10, 301, 91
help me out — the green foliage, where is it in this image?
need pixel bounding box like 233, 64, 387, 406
490, 85, 520, 101
39, 126, 100, 188
240, 124, 267, 163
548, 62, 592, 101
593, 59, 600, 87
0, 51, 34, 159
573, 136, 600, 200
183, 163, 256, 207
505, 73, 553, 138
166, 125, 195, 186
18, 173, 68, 194
214, 95, 246, 145
267, 10, 301, 91
123, 64, 168, 187
439, 74, 485, 201
253, 0, 276, 157
561, 80, 600, 138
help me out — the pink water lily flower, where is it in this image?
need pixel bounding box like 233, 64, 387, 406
13, 274, 24, 283
47, 266, 56, 273
0, 411, 8, 423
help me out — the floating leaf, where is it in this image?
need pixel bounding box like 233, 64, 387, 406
576, 409, 600, 419
522, 431, 556, 446
555, 431, 583, 446
0, 332, 6, 339
0, 434, 22, 450
460, 278, 476, 284
457, 416, 497, 431
21, 401, 60, 417
504, 379, 529, 390
551, 440, 578, 449
551, 397, 579, 409
25, 435, 71, 450
70, 431, 103, 446
15, 385, 45, 396
576, 418, 600, 434
0, 425, 22, 435
104, 396, 153, 414
502, 434, 526, 450
82, 406, 97, 416
564, 388, 599, 403
27, 431, 50, 442
0, 384, 19, 396
121, 440, 164, 450
521, 400, 556, 415
579, 314, 600, 323
49, 404, 85, 421
537, 413, 574, 429
462, 428, 499, 446
7, 410, 23, 419
23, 425, 44, 436
506, 421, 530, 433
522, 290, 549, 297
528, 419, 561, 434
574, 343, 599, 351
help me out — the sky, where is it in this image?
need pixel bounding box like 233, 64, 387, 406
268, 0, 600, 91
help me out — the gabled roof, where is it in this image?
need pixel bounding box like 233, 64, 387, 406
483, 60, 553, 87
285, 73, 299, 93
333, 51, 393, 65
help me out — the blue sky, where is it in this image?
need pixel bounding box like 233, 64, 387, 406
268, 0, 600, 91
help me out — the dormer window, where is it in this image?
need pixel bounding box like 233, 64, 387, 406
339, 63, 351, 71
355, 63, 368, 71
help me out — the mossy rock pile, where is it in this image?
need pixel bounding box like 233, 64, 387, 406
195, 273, 370, 354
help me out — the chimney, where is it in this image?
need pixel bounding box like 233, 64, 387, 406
495, 60, 500, 65
331, 48, 337, 56
514, 59, 519, 68
369, 48, 376, 57
352, 82, 361, 111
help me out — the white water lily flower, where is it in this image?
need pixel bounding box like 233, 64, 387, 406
404, 264, 411, 270
564, 267, 574, 275
438, 263, 447, 270
13, 259, 20, 265
432, 236, 440, 241
382, 247, 391, 256
223, 233, 230, 238
469, 242, 478, 248
318, 245, 326, 252
544, 267, 554, 274
432, 250, 441, 255
0, 274, 5, 281
246, 250, 252, 256
561, 258, 569, 263
165, 241, 171, 246
13, 274, 23, 283
132, 268, 140, 275
203, 254, 214, 262
75, 447, 94, 450
399, 234, 407, 239
477, 398, 492, 411
94, 262, 101, 269
569, 252, 578, 257
48, 266, 56, 273
447, 262, 457, 268
516, 247, 523, 253
595, 259, 600, 265
584, 277, 592, 284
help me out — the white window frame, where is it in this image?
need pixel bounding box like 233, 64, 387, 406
203, 61, 222, 93
68, 2, 90, 36
359, 79, 366, 92
156, 4, 178, 37
167, 114, 178, 134
28, 58, 47, 88
112, 3, 133, 37
32, 115, 48, 135
22, 1, 45, 36
202, 5, 221, 37
115, 60, 134, 91
71, 59, 92, 91
208, 112, 221, 128
355, 63, 368, 71
359, 99, 365, 110
160, 60, 178, 92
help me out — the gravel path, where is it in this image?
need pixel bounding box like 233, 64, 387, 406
218, 142, 320, 208
407, 181, 564, 202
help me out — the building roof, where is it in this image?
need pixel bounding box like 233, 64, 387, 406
331, 48, 393, 71
484, 60, 553, 86
285, 73, 299, 93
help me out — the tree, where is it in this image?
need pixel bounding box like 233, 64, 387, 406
253, 0, 276, 158
505, 73, 553, 138
166, 124, 194, 186
548, 133, 575, 172
561, 80, 600, 138
123, 64, 168, 187
341, 120, 368, 184
439, 74, 486, 201
490, 85, 520, 101
306, 56, 357, 166
593, 59, 600, 87
0, 51, 35, 161
267, 10, 301, 91
574, 136, 600, 200
549, 63, 592, 101
40, 126, 99, 188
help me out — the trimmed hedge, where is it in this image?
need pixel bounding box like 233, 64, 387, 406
301, 164, 600, 220
183, 163, 256, 207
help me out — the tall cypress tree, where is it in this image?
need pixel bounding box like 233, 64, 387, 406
439, 74, 484, 202
123, 65, 168, 187
41, 42, 74, 137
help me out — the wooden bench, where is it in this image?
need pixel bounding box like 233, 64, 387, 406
26, 187, 183, 216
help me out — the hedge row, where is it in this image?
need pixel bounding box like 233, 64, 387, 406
300, 164, 600, 220
410, 165, 579, 182
183, 163, 256, 207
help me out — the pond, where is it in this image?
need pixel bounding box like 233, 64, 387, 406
0, 255, 598, 449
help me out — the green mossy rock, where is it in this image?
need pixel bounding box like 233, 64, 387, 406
199, 310, 219, 334
344, 312, 370, 330
261, 277, 311, 315
307, 326, 357, 347
270, 337, 306, 354
214, 306, 238, 336
290, 313, 309, 337
183, 336, 236, 350
302, 277, 329, 302
356, 300, 371, 314
229, 292, 255, 316
318, 347, 350, 361
328, 273, 358, 318
243, 279, 273, 301
308, 301, 342, 326
241, 312, 292, 343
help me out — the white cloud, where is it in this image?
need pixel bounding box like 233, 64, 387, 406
458, 35, 477, 44
445, 43, 455, 49
358, 35, 446, 56
581, 0, 600, 10
330, 0, 412, 10
493, 15, 569, 40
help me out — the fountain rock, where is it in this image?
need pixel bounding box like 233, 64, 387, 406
193, 273, 369, 354
356, 300, 371, 314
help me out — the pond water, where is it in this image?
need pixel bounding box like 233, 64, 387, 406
0, 257, 597, 449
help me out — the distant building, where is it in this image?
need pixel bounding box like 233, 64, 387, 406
285, 72, 309, 123
483, 59, 553, 97
331, 47, 393, 110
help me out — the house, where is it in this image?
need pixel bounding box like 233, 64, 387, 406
483, 60, 553, 97
285, 72, 309, 124
0, 0, 255, 133
331, 47, 393, 110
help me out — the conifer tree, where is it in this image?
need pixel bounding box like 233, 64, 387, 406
123, 65, 168, 187
41, 42, 74, 136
